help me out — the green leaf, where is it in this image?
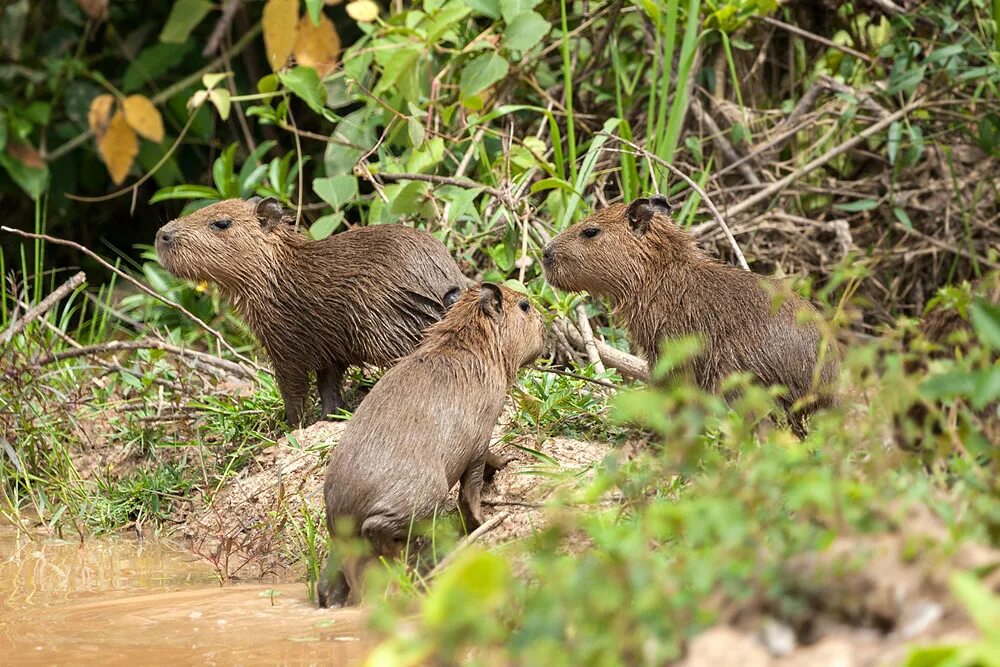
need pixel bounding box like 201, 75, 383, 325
973, 367, 1000, 410
502, 11, 549, 53
425, 0, 473, 42
423, 548, 510, 628
278, 67, 326, 113
893, 207, 913, 229
374, 44, 423, 97
324, 110, 375, 176
466, 0, 500, 18
0, 114, 7, 154
949, 572, 1000, 640
313, 175, 358, 209
887, 121, 901, 164
149, 184, 222, 204
123, 42, 195, 93
919, 370, 979, 401
886, 64, 925, 96
833, 198, 879, 212
499, 0, 541, 23
310, 212, 344, 240
213, 144, 239, 198
408, 118, 426, 147
460, 53, 509, 100
208, 89, 232, 120
0, 150, 48, 200
160, 0, 213, 44
530, 177, 574, 194
305, 0, 324, 25
971, 297, 1000, 350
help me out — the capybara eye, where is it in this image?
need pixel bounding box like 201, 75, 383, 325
518, 299, 530, 313
211, 219, 232, 231
581, 227, 600, 238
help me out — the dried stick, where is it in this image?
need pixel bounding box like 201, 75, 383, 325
575, 304, 606, 374
427, 512, 510, 578
607, 136, 750, 271
0, 226, 266, 374
202, 0, 242, 57
755, 15, 875, 64
34, 339, 258, 380
531, 364, 617, 389
690, 97, 761, 186
1, 271, 86, 346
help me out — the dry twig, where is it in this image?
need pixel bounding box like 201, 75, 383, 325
1, 271, 86, 346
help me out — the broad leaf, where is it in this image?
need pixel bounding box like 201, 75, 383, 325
460, 53, 509, 100
160, 0, 213, 44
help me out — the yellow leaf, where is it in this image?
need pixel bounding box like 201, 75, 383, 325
122, 95, 164, 143
262, 0, 299, 72
88, 94, 115, 140
97, 111, 139, 185
346, 0, 379, 22
293, 13, 341, 76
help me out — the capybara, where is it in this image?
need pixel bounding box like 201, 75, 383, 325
542, 195, 838, 435
318, 283, 545, 607
155, 197, 468, 425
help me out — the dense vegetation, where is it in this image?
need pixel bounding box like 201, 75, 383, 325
1, 0, 999, 664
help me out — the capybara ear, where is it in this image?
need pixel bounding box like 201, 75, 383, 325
649, 194, 673, 214
626, 197, 654, 236
478, 283, 504, 318
254, 197, 287, 229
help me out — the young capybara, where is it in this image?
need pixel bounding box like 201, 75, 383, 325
317, 283, 545, 607
542, 195, 839, 435
155, 197, 468, 426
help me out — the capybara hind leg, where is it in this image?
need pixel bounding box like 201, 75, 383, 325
317, 557, 350, 608
459, 459, 486, 532
484, 448, 515, 484
318, 365, 346, 418
276, 366, 310, 427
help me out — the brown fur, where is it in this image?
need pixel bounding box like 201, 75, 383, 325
155, 198, 468, 425
542, 197, 839, 435
317, 284, 545, 607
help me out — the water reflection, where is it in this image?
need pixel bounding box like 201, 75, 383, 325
0, 525, 372, 665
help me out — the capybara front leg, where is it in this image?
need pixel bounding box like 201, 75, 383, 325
317, 556, 350, 608
318, 365, 346, 419
458, 459, 486, 532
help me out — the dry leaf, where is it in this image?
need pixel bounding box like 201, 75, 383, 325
6, 141, 45, 169
346, 0, 379, 22
293, 13, 341, 76
324, 0, 343, 5
262, 0, 299, 72
76, 0, 108, 20
88, 94, 115, 140
122, 95, 164, 143
97, 112, 139, 185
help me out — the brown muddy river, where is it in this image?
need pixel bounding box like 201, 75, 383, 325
0, 525, 373, 665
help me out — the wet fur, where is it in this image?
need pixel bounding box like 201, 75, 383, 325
155, 198, 468, 425
543, 199, 839, 434
318, 284, 545, 607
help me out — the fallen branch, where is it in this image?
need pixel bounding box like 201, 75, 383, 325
0, 226, 267, 375
481, 498, 544, 508
34, 338, 258, 380
755, 15, 875, 64
1, 271, 86, 346
575, 304, 606, 374
556, 318, 649, 381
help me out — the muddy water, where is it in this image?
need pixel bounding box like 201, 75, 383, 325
0, 525, 373, 665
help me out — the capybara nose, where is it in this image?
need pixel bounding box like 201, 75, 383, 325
542, 244, 554, 263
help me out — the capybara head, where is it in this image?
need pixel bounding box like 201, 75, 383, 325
423, 283, 545, 376
155, 197, 295, 286
542, 195, 697, 298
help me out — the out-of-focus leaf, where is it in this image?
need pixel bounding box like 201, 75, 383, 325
0, 141, 49, 200
313, 175, 358, 209
160, 0, 213, 44
459, 52, 509, 100
87, 94, 115, 139
293, 13, 341, 76
502, 11, 549, 53
96, 111, 138, 185
833, 198, 879, 212
123, 42, 194, 92
279, 66, 326, 112
122, 95, 164, 142
263, 0, 300, 71
971, 297, 1000, 350
149, 184, 222, 203
346, 0, 380, 22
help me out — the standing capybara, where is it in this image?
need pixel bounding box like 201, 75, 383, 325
318, 283, 545, 607
155, 197, 468, 425
542, 195, 838, 435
